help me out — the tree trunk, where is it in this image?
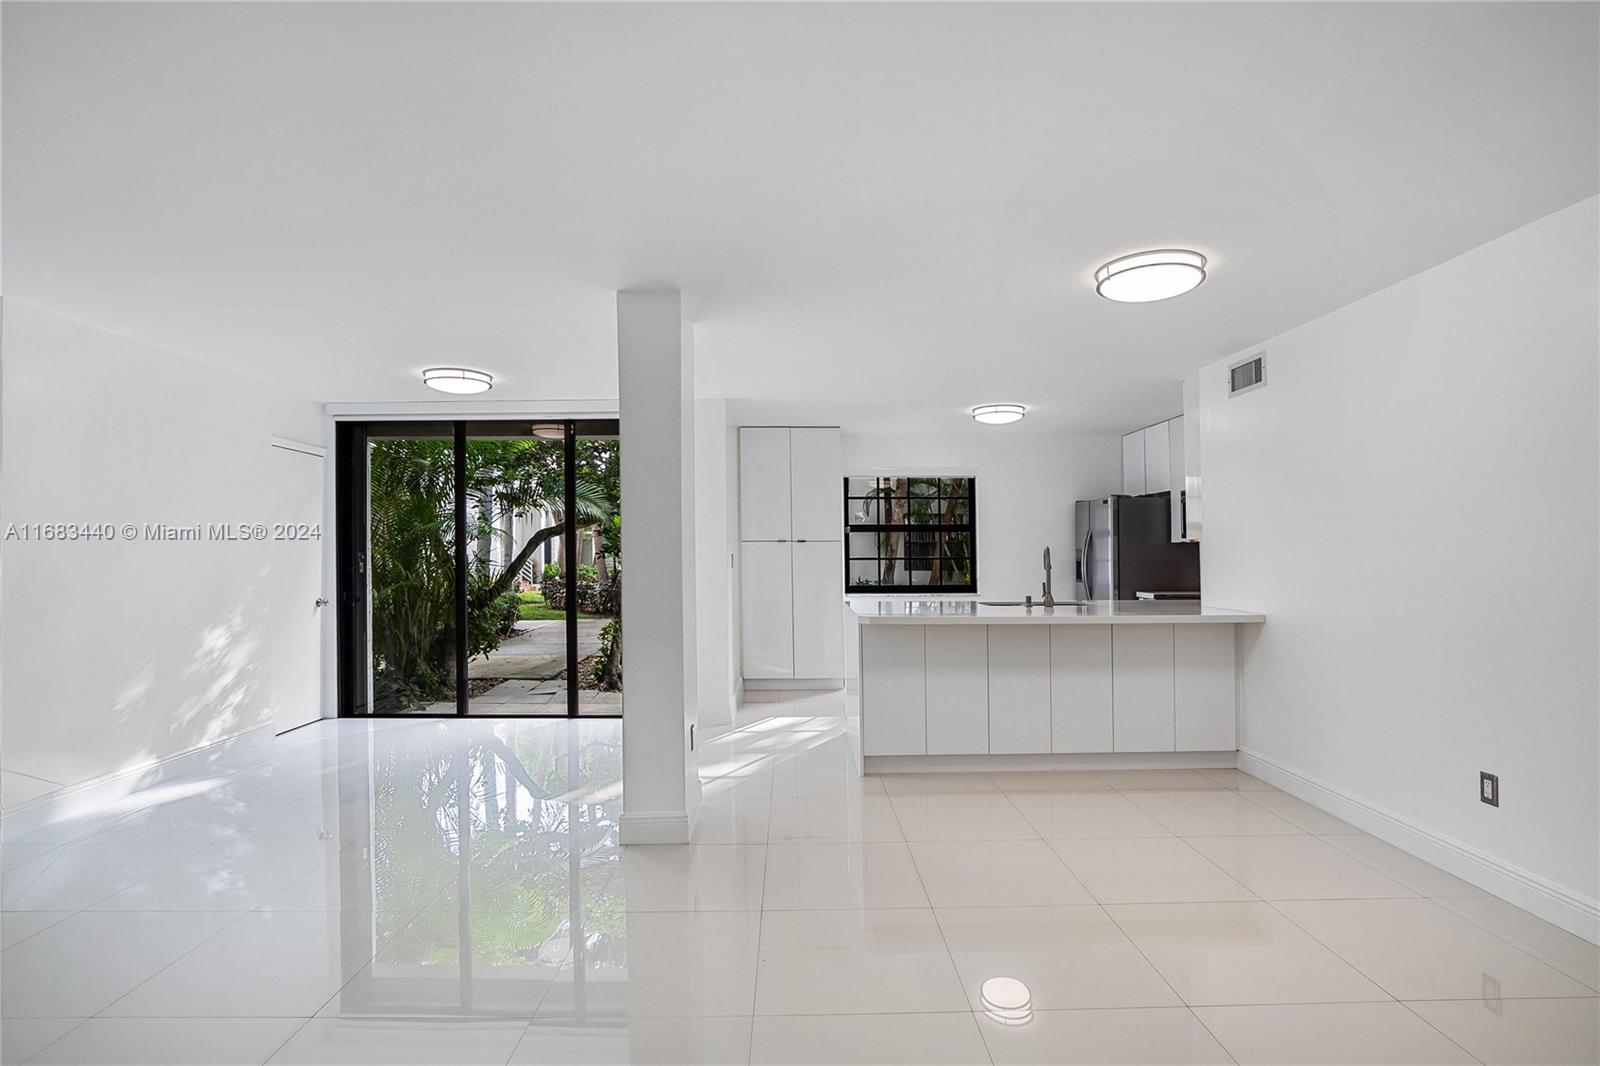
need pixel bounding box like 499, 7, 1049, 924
556, 509, 568, 574
477, 489, 494, 570
603, 623, 623, 691
434, 632, 458, 691
596, 573, 624, 691
881, 479, 905, 586
485, 521, 566, 603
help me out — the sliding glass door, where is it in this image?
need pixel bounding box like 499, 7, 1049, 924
572, 427, 622, 716
337, 419, 622, 718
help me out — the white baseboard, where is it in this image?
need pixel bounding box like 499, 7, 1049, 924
619, 808, 693, 845
866, 751, 1236, 774
742, 678, 843, 691
2, 723, 278, 838
1238, 749, 1600, 945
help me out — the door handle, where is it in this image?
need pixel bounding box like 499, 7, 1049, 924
315, 597, 330, 608
1080, 531, 1093, 595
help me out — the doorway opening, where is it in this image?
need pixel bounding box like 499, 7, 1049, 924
336, 420, 622, 718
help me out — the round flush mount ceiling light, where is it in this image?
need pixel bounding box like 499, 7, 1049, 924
980, 977, 1033, 1026
971, 403, 1027, 425
421, 367, 494, 394
1094, 249, 1207, 303
530, 423, 567, 440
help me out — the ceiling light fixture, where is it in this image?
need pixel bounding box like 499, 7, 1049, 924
531, 424, 567, 440
971, 403, 1027, 425
1094, 249, 1207, 303
421, 367, 494, 394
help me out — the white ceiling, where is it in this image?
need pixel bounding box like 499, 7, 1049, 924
5, 3, 1596, 434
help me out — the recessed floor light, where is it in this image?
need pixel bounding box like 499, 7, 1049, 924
422, 367, 494, 394
980, 976, 1033, 1026
972, 403, 1027, 425
1095, 249, 1207, 303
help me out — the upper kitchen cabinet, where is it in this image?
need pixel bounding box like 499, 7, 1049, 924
738, 426, 843, 541
1144, 419, 1172, 494
1121, 431, 1146, 495
738, 427, 792, 540
1121, 416, 1185, 501
1177, 373, 1203, 543
789, 428, 844, 541
1166, 415, 1187, 542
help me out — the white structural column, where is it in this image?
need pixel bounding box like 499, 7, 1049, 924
618, 290, 700, 844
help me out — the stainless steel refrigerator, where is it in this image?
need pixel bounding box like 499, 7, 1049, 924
1074, 495, 1200, 600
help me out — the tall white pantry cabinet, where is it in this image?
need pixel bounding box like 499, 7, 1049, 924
738, 427, 845, 681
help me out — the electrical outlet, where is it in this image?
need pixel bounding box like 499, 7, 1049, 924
1480, 771, 1499, 807
1482, 972, 1503, 1014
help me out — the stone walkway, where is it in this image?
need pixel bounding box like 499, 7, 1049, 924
403, 618, 622, 715
467, 618, 605, 681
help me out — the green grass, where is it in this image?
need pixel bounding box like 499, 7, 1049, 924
516, 589, 599, 621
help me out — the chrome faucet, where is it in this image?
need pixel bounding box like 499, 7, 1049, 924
1041, 547, 1056, 608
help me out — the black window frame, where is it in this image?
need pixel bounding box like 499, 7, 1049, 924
842, 475, 977, 594
335, 418, 620, 719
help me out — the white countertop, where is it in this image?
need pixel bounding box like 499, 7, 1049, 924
847, 597, 1265, 625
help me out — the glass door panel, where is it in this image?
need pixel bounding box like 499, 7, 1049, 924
573, 432, 621, 717
465, 425, 571, 716
366, 427, 457, 714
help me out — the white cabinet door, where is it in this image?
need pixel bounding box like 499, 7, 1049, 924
739, 427, 792, 541
1122, 431, 1146, 495
789, 427, 843, 542
1112, 625, 1175, 752
863, 626, 926, 756
1143, 420, 1171, 495
1050, 625, 1113, 753
792, 540, 845, 679
740, 541, 794, 678
1175, 625, 1237, 751
925, 626, 989, 755
988, 627, 1052, 754
1181, 377, 1203, 542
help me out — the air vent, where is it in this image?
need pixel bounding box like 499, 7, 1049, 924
1229, 353, 1265, 396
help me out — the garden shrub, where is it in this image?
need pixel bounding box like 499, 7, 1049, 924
592, 618, 622, 691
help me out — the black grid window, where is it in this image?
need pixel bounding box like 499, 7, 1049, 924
844, 476, 977, 593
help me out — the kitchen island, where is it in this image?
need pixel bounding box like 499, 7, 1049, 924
844, 598, 1265, 773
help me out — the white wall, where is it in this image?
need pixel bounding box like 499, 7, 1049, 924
1198, 197, 1599, 937
693, 398, 733, 728
725, 423, 741, 707
841, 432, 1123, 598
0, 303, 326, 810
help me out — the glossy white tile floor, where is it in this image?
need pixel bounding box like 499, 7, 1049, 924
3, 693, 1596, 1065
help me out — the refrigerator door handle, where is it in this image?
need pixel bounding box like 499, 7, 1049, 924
1080, 530, 1093, 597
